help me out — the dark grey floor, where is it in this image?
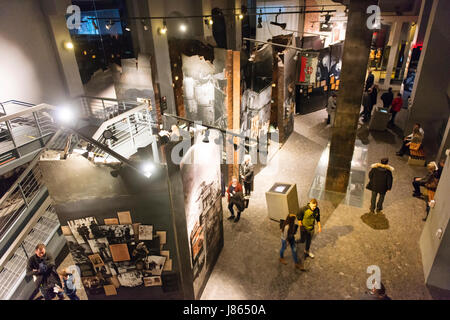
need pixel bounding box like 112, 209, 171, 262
201, 107, 434, 300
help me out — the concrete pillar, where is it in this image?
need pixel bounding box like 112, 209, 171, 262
40, 0, 84, 98
226, 0, 242, 51
147, 0, 177, 115
381, 21, 402, 89
126, 0, 154, 55
202, 0, 214, 42
325, 0, 377, 193
406, 0, 450, 159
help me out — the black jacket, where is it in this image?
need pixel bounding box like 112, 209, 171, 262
230, 191, 245, 212
26, 253, 62, 290
366, 163, 394, 194
381, 91, 393, 108
239, 163, 254, 183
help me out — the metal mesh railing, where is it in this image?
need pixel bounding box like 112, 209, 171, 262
0, 104, 57, 168
0, 205, 59, 300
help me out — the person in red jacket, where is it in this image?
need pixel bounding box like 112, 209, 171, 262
226, 176, 243, 222
389, 93, 403, 126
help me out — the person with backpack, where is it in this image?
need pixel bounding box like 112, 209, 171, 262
59, 270, 80, 300
279, 214, 305, 271
297, 199, 322, 259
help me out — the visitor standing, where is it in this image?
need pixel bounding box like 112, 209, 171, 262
60, 270, 80, 300
26, 244, 64, 300
389, 93, 403, 126
366, 158, 393, 213
279, 214, 305, 270
297, 199, 322, 259
365, 70, 374, 91
381, 87, 394, 109
226, 177, 244, 222
240, 155, 254, 197
327, 93, 337, 126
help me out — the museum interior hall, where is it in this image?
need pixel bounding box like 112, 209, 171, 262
0, 0, 449, 302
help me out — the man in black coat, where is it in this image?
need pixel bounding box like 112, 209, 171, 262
366, 158, 393, 213
365, 70, 374, 91
26, 243, 64, 300
380, 87, 394, 109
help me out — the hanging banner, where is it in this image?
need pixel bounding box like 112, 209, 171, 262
297, 52, 319, 85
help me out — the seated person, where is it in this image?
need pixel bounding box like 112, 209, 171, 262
396, 124, 424, 156
412, 162, 437, 198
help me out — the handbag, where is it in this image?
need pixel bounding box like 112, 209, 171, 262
409, 142, 421, 151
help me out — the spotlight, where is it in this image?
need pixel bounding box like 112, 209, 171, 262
239, 14, 244, 20
159, 20, 168, 35
270, 21, 286, 29
141, 19, 149, 31
102, 129, 118, 142
209, 18, 213, 25
63, 41, 74, 50
141, 162, 154, 178
179, 24, 187, 32
270, 9, 286, 30
203, 129, 210, 143
57, 106, 75, 125
125, 26, 131, 32
105, 19, 114, 30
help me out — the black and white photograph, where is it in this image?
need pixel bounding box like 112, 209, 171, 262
65, 235, 93, 264
67, 217, 98, 244
108, 261, 136, 275
144, 255, 166, 276
97, 224, 135, 244
117, 270, 143, 287
138, 225, 153, 240
81, 275, 106, 295
144, 276, 162, 287
88, 237, 113, 262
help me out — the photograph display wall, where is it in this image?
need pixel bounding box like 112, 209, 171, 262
296, 42, 344, 115
61, 210, 175, 297
182, 48, 228, 128
180, 130, 224, 299
240, 85, 272, 141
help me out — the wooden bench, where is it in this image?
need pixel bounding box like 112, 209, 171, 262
408, 146, 426, 166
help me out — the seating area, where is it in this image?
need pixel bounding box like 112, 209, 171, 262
408, 145, 426, 166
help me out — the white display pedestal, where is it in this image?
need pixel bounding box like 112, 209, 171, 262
265, 183, 299, 221
369, 107, 390, 131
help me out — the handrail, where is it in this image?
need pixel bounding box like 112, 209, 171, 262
0, 130, 62, 210
79, 95, 141, 104
0, 103, 56, 123
1, 100, 36, 108
91, 103, 149, 140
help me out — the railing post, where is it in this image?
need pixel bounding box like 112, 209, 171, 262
18, 183, 29, 207
126, 117, 136, 150
32, 111, 45, 147
102, 99, 107, 120
5, 120, 21, 158
20, 243, 29, 260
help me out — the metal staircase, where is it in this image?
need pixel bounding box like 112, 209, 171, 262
0, 97, 157, 300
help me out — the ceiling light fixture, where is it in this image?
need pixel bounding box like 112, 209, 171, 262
141, 19, 149, 31
270, 9, 286, 30
179, 24, 187, 32
159, 19, 167, 35
63, 41, 74, 50
105, 19, 114, 30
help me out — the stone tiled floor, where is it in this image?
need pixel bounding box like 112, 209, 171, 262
201, 107, 434, 300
